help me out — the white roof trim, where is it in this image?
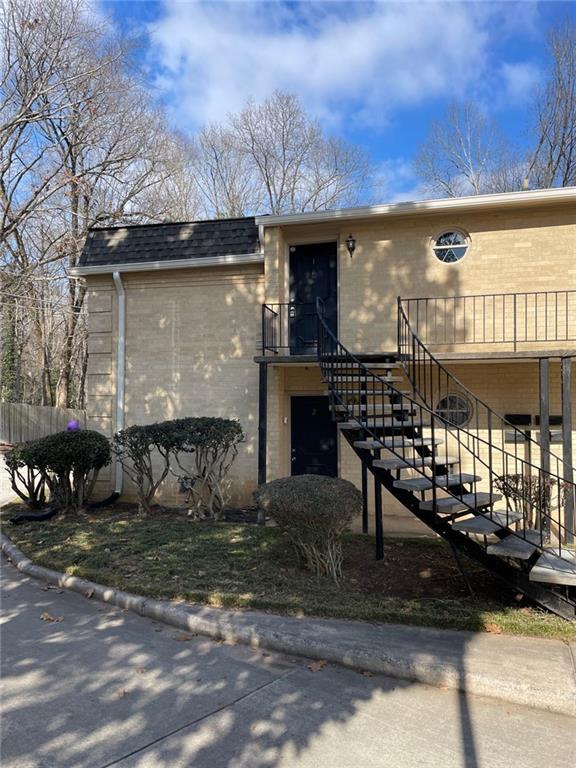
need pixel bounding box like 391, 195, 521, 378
70, 252, 264, 276
255, 187, 576, 227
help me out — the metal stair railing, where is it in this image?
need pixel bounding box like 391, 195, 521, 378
316, 300, 575, 562
396, 297, 575, 554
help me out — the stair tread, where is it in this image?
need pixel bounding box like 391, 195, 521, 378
339, 419, 428, 430
325, 378, 405, 386
373, 455, 459, 471
529, 550, 576, 586
420, 492, 501, 513
487, 528, 542, 560
334, 403, 415, 413
324, 362, 399, 369
325, 389, 411, 395
354, 437, 444, 449
394, 473, 481, 492
452, 510, 522, 534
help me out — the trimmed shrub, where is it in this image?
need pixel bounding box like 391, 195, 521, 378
112, 417, 244, 516
5, 443, 46, 509
169, 417, 244, 519
254, 474, 360, 582
112, 422, 176, 513
5, 430, 111, 513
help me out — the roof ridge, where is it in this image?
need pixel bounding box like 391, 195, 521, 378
89, 215, 257, 233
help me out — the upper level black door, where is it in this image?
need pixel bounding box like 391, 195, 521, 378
291, 395, 337, 477
289, 242, 337, 354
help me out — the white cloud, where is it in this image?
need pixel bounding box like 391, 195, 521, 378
147, 0, 497, 131
500, 61, 542, 107
372, 157, 432, 204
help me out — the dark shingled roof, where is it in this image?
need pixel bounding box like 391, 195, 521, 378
78, 216, 260, 268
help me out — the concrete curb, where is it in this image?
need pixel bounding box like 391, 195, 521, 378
2, 532, 575, 718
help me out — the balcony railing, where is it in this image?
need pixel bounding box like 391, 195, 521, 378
401, 290, 576, 352
261, 302, 319, 356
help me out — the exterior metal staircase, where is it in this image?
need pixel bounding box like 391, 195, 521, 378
316, 300, 576, 621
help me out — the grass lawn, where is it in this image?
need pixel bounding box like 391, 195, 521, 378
4, 507, 575, 641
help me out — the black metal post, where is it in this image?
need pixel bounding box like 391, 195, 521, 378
257, 362, 268, 525
374, 478, 384, 560
361, 462, 368, 534
539, 357, 550, 535
539, 358, 550, 475
373, 448, 384, 560
561, 356, 574, 543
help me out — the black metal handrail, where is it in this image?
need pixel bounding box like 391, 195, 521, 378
261, 302, 317, 355
401, 290, 576, 351
317, 299, 575, 558
396, 297, 575, 549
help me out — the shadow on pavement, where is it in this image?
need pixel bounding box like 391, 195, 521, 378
4, 559, 569, 768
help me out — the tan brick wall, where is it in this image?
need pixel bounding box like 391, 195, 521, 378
85, 265, 264, 505
426, 360, 575, 539
85, 279, 116, 493
84, 198, 575, 537
265, 365, 429, 535
264, 201, 576, 353
264, 358, 575, 537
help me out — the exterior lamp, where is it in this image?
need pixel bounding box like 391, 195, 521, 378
346, 234, 356, 258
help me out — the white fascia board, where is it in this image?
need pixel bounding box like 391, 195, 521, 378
255, 187, 576, 228
70, 252, 264, 277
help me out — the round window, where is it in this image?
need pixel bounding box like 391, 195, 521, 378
432, 230, 469, 263
436, 393, 473, 427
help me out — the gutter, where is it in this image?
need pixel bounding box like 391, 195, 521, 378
112, 272, 126, 495
255, 186, 576, 227
70, 252, 264, 277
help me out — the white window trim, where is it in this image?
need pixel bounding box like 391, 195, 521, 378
430, 228, 470, 264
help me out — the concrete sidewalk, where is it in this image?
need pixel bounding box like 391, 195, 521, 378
2, 562, 575, 768
2, 532, 575, 718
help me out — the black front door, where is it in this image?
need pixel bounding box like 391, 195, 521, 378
291, 396, 337, 477
289, 242, 337, 354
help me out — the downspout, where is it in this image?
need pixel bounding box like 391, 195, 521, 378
112, 272, 126, 495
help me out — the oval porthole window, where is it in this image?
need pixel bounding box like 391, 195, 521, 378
436, 393, 473, 427
433, 230, 469, 263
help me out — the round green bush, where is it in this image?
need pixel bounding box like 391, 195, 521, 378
254, 474, 361, 581
6, 430, 110, 512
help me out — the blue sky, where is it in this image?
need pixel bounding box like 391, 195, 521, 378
99, 1, 575, 200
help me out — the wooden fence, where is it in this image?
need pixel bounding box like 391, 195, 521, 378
0, 403, 86, 445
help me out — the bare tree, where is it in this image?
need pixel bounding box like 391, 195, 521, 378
140, 134, 203, 223
416, 23, 576, 197
192, 125, 261, 218
190, 91, 370, 218
415, 102, 524, 198
0, 0, 195, 407
1, 9, 372, 407
528, 21, 576, 188
0, 0, 127, 244
231, 91, 369, 214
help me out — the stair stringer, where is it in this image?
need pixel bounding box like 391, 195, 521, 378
345, 433, 576, 621
315, 301, 576, 621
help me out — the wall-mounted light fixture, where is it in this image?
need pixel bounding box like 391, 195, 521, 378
346, 234, 356, 258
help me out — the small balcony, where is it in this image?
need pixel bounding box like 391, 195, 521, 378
261, 302, 328, 358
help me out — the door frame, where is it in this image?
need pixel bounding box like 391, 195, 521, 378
288, 392, 340, 478
284, 234, 341, 344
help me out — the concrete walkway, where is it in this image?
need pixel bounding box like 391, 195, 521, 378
2, 530, 576, 719
2, 560, 575, 768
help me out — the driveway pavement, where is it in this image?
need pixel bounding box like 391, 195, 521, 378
1, 558, 574, 768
